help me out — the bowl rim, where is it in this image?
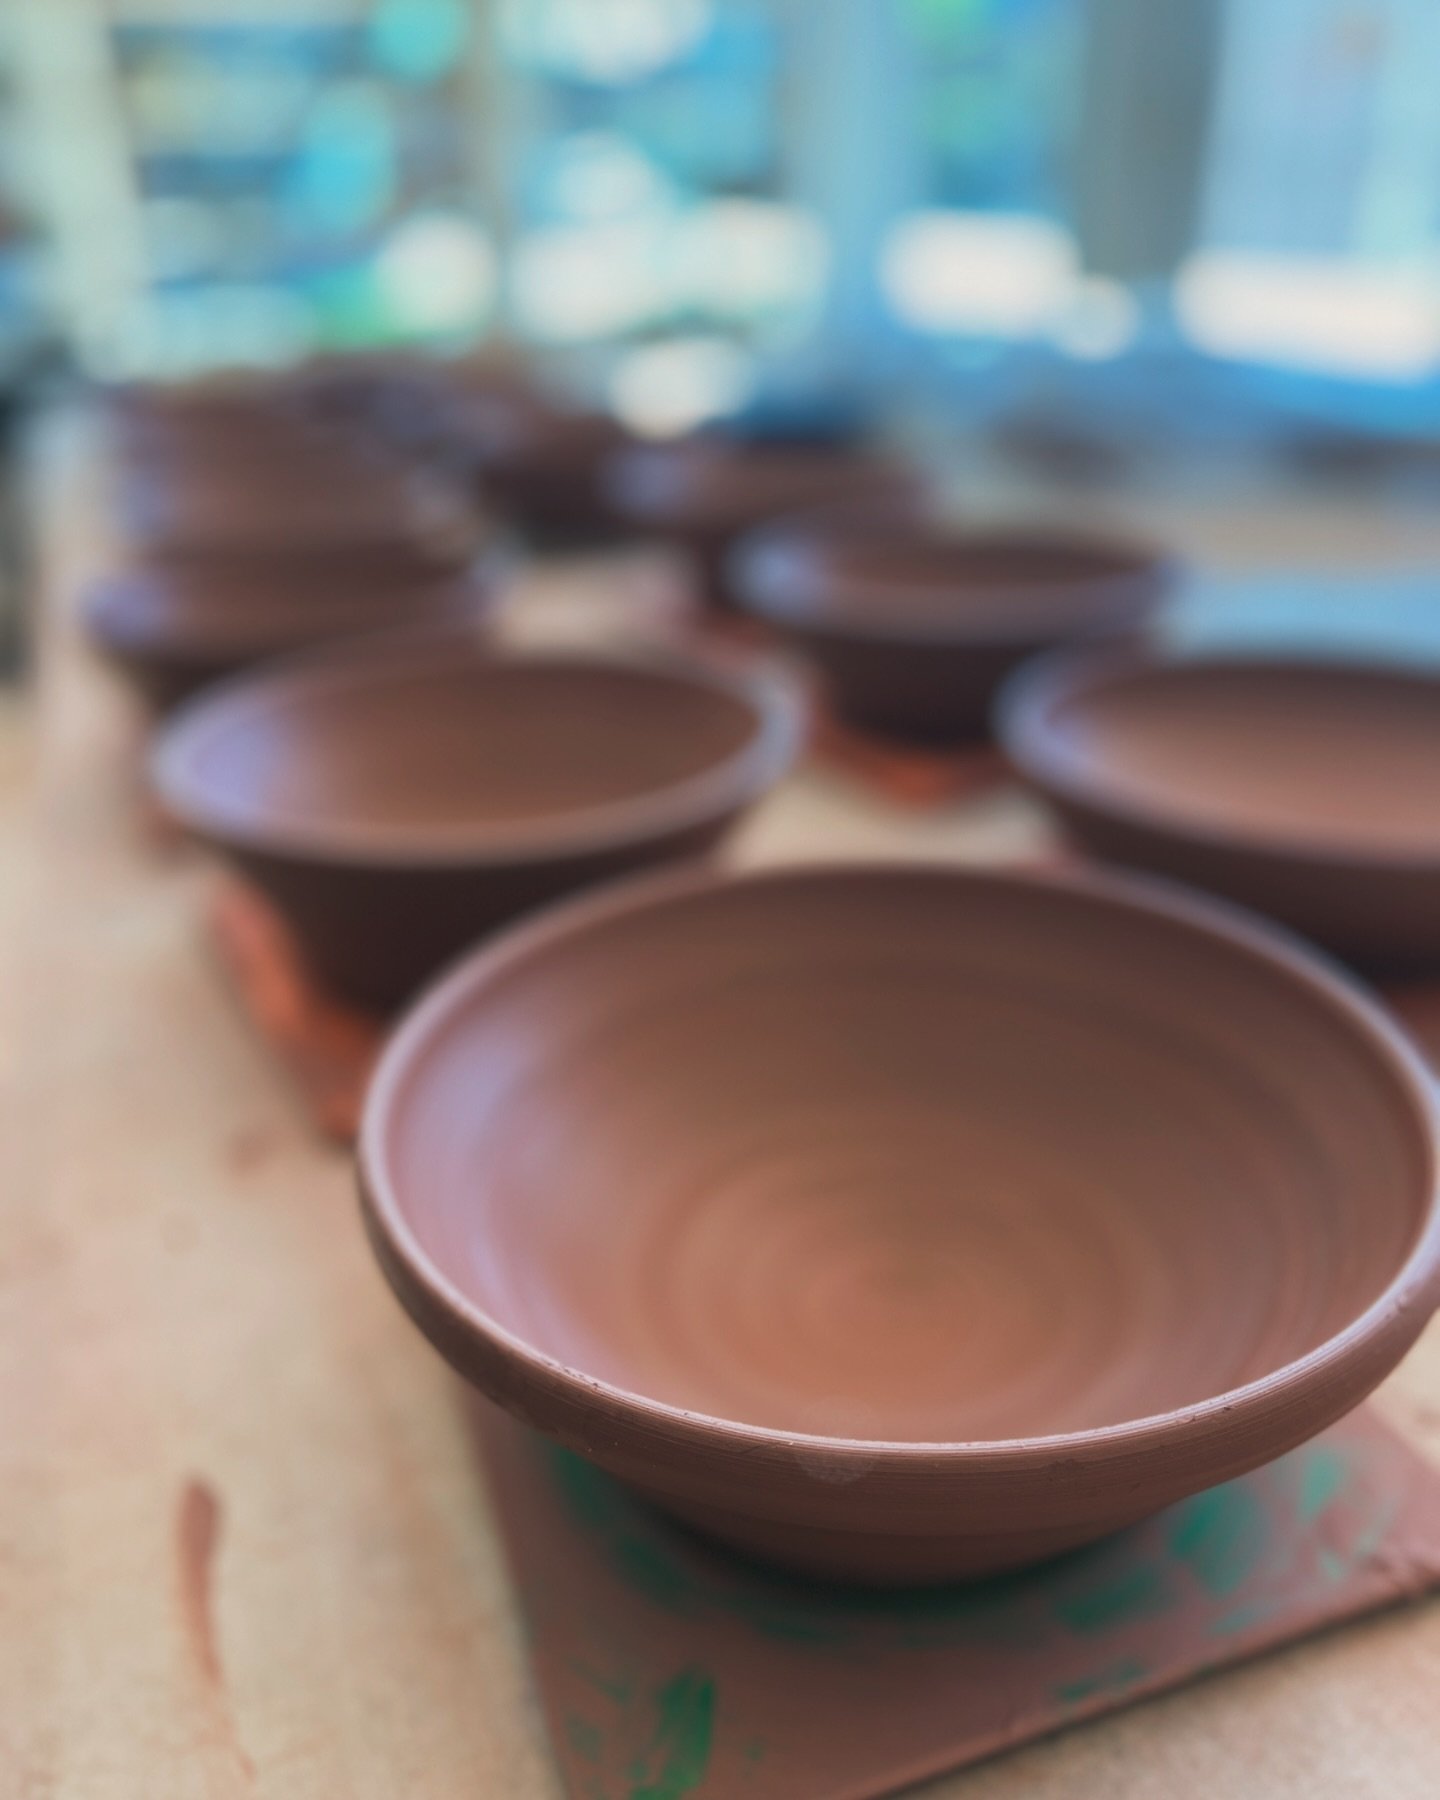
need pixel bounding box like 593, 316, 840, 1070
602, 437, 915, 527
151, 633, 806, 867
359, 857, 1440, 1469
730, 520, 1179, 645
999, 642, 1440, 874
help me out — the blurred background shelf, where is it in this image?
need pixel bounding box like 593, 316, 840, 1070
2, 1, 1440, 670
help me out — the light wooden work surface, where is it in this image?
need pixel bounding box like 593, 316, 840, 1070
7, 426, 1440, 1800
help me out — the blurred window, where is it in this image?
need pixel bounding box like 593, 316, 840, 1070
100, 3, 490, 371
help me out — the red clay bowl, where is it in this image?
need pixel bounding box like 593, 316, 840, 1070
119, 454, 480, 566
83, 558, 500, 715
359, 860, 1440, 1584
1000, 648, 1440, 975
733, 521, 1175, 743
450, 390, 635, 543
602, 438, 921, 608
153, 638, 803, 1013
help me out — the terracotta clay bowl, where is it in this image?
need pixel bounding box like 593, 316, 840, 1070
359, 860, 1440, 1584
1000, 648, 1440, 975
153, 637, 803, 1013
450, 389, 635, 543
105, 378, 305, 450
733, 520, 1175, 743
602, 437, 921, 608
119, 451, 480, 567
83, 558, 500, 714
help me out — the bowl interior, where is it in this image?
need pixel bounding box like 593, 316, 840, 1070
164, 652, 772, 850
376, 867, 1431, 1445
1030, 657, 1440, 856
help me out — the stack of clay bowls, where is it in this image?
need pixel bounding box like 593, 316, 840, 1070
122, 370, 1440, 1603
602, 427, 923, 609
88, 379, 495, 712
732, 510, 1177, 743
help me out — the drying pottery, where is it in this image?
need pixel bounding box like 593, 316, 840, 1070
153, 636, 802, 1012
602, 437, 920, 608
450, 388, 635, 542
83, 558, 500, 714
1001, 648, 1440, 974
119, 450, 479, 565
359, 860, 1440, 1583
734, 519, 1174, 743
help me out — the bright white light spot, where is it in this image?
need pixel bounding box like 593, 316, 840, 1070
881, 210, 1078, 338
541, 132, 677, 223
608, 335, 755, 436
673, 200, 829, 322
1175, 252, 1440, 381
510, 221, 668, 341
374, 213, 496, 334
499, 0, 712, 85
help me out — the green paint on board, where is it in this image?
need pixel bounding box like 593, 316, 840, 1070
1054, 1655, 1147, 1706
1298, 1447, 1348, 1523
1168, 1482, 1268, 1597
629, 1668, 715, 1800
743, 1738, 767, 1763
1054, 1561, 1171, 1635
549, 1442, 1106, 1652
550, 1450, 701, 1618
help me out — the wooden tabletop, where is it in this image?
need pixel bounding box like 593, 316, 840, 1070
7, 420, 1440, 1799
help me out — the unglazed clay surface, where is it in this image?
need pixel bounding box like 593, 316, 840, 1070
1014, 656, 1440, 851
1002, 651, 1440, 972
734, 522, 1172, 743
603, 438, 919, 606
84, 561, 493, 712
361, 863, 1440, 1579
154, 640, 801, 1010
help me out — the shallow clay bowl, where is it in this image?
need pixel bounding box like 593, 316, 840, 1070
359, 861, 1440, 1584
83, 558, 499, 714
452, 390, 635, 542
733, 521, 1175, 743
153, 638, 802, 1013
602, 438, 920, 608
1001, 648, 1440, 974
120, 453, 479, 566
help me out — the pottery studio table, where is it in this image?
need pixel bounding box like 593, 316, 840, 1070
8, 418, 1440, 1800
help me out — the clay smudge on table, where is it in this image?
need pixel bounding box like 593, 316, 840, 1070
175, 1477, 254, 1780
176, 1478, 226, 1688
